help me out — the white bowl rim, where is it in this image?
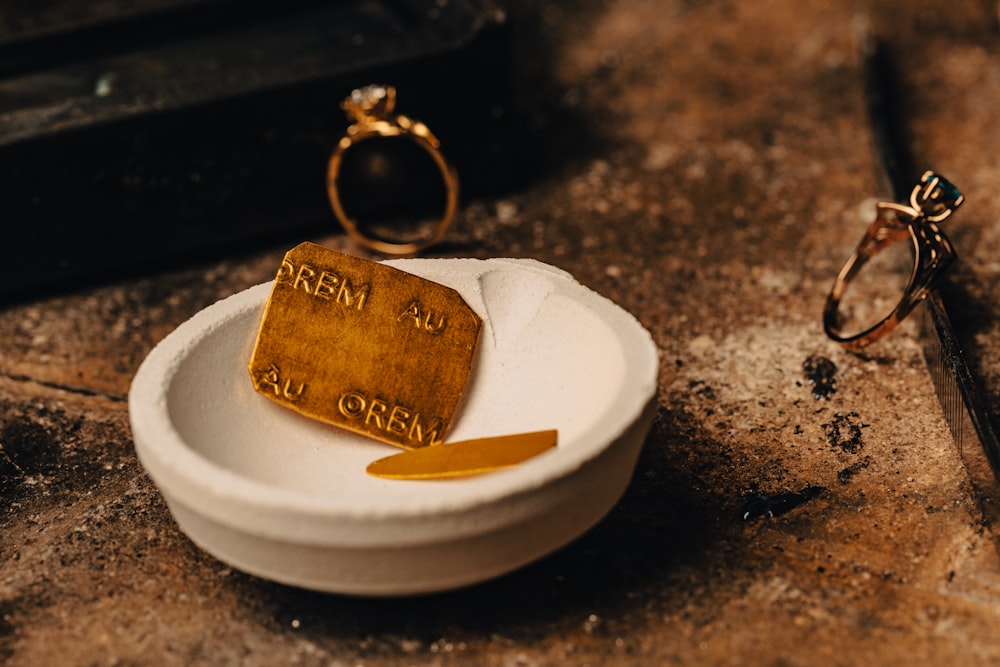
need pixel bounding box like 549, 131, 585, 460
128, 257, 659, 531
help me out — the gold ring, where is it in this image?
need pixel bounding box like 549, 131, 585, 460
824, 171, 963, 351
326, 85, 459, 256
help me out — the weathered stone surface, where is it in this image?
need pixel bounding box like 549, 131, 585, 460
5, 0, 1000, 664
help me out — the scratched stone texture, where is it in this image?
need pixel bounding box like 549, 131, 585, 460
5, 0, 1000, 665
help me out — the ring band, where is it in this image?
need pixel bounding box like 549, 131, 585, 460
824, 171, 963, 351
326, 85, 459, 256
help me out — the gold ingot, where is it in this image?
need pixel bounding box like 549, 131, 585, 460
248, 242, 481, 449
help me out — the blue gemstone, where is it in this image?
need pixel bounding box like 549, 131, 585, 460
923, 172, 963, 208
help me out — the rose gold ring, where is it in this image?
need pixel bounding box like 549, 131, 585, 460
824, 171, 963, 351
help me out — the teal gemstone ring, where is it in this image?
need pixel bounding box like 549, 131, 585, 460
824, 171, 964, 351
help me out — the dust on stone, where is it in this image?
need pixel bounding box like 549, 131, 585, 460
803, 355, 837, 400
739, 485, 827, 521
823, 412, 866, 454
837, 456, 871, 484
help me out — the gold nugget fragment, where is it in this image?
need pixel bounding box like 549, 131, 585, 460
249, 242, 482, 449
366, 430, 558, 480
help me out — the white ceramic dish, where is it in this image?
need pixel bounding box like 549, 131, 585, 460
129, 257, 659, 595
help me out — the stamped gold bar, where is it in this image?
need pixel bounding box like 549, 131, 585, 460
248, 242, 482, 449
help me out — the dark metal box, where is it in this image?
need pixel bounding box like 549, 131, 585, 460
0, 0, 514, 299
